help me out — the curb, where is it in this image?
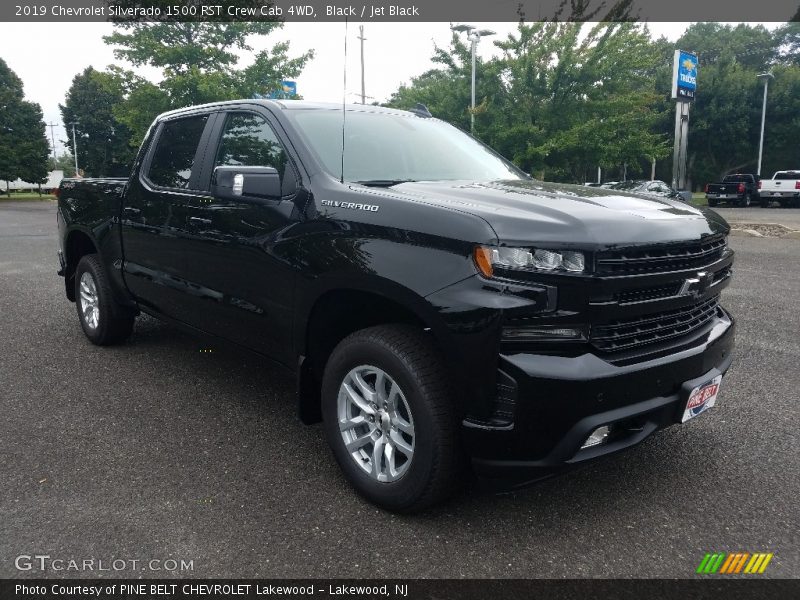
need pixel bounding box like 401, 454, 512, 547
730, 228, 763, 237
728, 222, 800, 238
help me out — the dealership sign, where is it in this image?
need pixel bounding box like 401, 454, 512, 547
672, 50, 698, 101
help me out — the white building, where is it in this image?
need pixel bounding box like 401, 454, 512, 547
6, 170, 65, 192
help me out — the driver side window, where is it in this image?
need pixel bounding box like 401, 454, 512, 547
215, 112, 295, 193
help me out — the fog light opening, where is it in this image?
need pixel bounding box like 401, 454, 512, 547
581, 425, 611, 450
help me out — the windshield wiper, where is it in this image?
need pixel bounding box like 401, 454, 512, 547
354, 179, 418, 188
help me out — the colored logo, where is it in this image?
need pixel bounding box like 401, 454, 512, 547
687, 383, 718, 415
677, 52, 698, 90
696, 552, 773, 574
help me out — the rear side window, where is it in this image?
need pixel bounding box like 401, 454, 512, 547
147, 115, 209, 189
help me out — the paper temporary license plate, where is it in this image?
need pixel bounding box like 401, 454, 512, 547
681, 375, 722, 423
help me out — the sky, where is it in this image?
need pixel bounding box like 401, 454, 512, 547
0, 21, 760, 157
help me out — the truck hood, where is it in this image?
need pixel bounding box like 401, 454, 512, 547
387, 179, 730, 248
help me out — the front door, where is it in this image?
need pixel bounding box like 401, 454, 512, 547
180, 110, 300, 365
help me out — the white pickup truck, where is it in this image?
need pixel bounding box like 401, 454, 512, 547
759, 170, 800, 207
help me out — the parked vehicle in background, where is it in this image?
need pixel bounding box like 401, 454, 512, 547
56, 100, 736, 512
606, 180, 692, 202
758, 170, 800, 208
705, 174, 759, 207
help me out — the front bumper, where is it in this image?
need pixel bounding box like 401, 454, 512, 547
464, 309, 735, 488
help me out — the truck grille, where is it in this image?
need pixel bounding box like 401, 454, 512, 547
614, 283, 682, 304
591, 295, 720, 353
596, 236, 726, 275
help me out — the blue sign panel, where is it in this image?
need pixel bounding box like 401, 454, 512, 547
672, 50, 698, 101
281, 81, 297, 97
254, 81, 298, 100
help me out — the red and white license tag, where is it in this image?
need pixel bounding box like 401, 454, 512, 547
681, 375, 722, 423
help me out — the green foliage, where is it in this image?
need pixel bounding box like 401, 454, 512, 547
761, 64, 800, 175
15, 101, 51, 185
54, 153, 76, 177
389, 23, 669, 182
60, 67, 136, 177
388, 22, 800, 188
0, 58, 50, 189
101, 21, 314, 145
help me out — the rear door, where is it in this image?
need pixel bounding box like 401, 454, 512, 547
179, 109, 301, 364
121, 112, 217, 320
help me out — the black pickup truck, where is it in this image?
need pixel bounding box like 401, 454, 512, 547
705, 173, 759, 207
57, 100, 735, 512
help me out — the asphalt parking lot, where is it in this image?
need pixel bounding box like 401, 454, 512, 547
709, 205, 800, 230
1, 200, 798, 579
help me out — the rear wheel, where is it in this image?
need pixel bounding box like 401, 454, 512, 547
760, 197, 771, 208
321, 324, 462, 512
739, 193, 752, 207
74, 254, 135, 345
707, 197, 718, 207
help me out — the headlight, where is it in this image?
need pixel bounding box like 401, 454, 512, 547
474, 246, 585, 278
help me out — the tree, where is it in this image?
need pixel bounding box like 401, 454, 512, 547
387, 33, 501, 136
54, 153, 77, 178
0, 58, 25, 192
776, 22, 800, 65
389, 23, 669, 182
15, 101, 50, 188
674, 23, 785, 186
759, 64, 800, 176
60, 67, 136, 177
0, 58, 50, 194
103, 19, 314, 145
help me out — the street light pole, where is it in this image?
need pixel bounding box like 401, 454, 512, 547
70, 122, 79, 175
756, 72, 773, 177
450, 24, 495, 135
470, 32, 478, 134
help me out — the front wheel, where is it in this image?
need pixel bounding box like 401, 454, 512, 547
321, 324, 462, 512
74, 254, 135, 345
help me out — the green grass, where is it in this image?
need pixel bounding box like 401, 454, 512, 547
0, 192, 56, 201
690, 192, 708, 207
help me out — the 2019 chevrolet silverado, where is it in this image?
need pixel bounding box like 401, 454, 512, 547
57, 101, 736, 512
704, 173, 759, 207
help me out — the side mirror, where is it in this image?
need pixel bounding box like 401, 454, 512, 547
212, 165, 282, 200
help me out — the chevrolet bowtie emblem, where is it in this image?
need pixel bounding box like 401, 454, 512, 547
679, 271, 713, 297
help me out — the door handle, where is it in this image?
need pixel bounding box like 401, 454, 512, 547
189, 216, 212, 226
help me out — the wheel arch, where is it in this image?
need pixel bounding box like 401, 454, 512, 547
295, 280, 452, 424
63, 228, 99, 302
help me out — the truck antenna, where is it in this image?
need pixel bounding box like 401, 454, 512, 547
340, 18, 348, 184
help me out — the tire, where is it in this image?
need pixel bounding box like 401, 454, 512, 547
74, 254, 135, 345
321, 324, 462, 512
707, 197, 718, 207
760, 198, 771, 208
740, 193, 752, 207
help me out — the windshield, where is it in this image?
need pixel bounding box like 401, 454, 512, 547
607, 181, 644, 191
288, 109, 525, 183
